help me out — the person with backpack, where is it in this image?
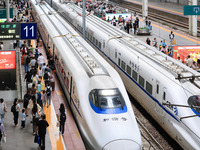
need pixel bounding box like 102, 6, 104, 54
46, 84, 52, 108
23, 91, 31, 116
43, 69, 49, 86
11, 98, 20, 126
169, 31, 175, 45
59, 103, 66, 135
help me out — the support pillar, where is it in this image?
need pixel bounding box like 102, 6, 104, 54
142, 0, 148, 18
6, 0, 9, 22
189, 0, 197, 36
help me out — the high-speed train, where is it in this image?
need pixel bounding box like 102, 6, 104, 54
30, 0, 142, 149
44, 1, 200, 149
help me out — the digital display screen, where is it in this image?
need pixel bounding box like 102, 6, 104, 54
0, 51, 16, 69
0, 23, 20, 40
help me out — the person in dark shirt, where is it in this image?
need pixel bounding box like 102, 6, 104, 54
36, 114, 49, 149
146, 38, 151, 45
24, 71, 32, 90
48, 57, 55, 70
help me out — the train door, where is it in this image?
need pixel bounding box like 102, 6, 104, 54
161, 87, 167, 118
53, 45, 55, 58
69, 76, 73, 104
154, 81, 161, 113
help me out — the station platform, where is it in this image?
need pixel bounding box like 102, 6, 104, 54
124, 0, 184, 15
112, 0, 200, 51
0, 39, 85, 150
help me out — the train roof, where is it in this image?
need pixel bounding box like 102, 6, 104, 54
33, 1, 110, 77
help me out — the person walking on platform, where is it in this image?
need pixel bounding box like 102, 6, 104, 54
0, 121, 6, 146
59, 103, 66, 135
32, 102, 40, 135
35, 114, 49, 150
169, 31, 175, 45
25, 71, 32, 91
23, 91, 31, 116
42, 91, 47, 107
46, 84, 52, 108
0, 99, 7, 124
24, 54, 31, 73
12, 98, 20, 126
20, 109, 26, 129
38, 53, 44, 68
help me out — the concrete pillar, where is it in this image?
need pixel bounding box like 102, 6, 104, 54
189, 0, 197, 36
142, 0, 148, 18
6, 0, 9, 22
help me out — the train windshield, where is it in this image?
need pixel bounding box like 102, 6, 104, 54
89, 89, 125, 109
188, 95, 200, 113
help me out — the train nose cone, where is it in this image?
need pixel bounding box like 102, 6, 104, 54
103, 140, 141, 150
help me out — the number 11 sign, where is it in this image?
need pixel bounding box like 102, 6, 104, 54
21, 23, 37, 39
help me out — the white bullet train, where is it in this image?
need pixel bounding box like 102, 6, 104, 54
30, 0, 142, 149
45, 1, 200, 149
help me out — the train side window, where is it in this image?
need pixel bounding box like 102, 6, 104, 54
90, 34, 92, 41
132, 70, 138, 81
93, 37, 95, 43
99, 42, 101, 49
121, 61, 126, 71
103, 40, 105, 48
146, 81, 152, 95
118, 58, 121, 66
115, 51, 117, 58
163, 92, 166, 100
126, 65, 131, 76
157, 84, 159, 94
96, 39, 98, 46
139, 75, 144, 88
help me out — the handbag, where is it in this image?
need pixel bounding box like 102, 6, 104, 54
56, 121, 60, 127
4, 104, 7, 112
34, 134, 40, 144
3, 135, 6, 143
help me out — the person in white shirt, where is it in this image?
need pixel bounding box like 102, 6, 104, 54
177, 56, 181, 62
186, 55, 194, 67
38, 53, 44, 68
0, 42, 4, 50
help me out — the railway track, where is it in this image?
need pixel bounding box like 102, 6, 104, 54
130, 95, 183, 150
111, 1, 200, 35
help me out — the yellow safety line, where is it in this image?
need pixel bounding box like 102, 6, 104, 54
44, 104, 65, 150
130, 0, 200, 19
151, 23, 200, 44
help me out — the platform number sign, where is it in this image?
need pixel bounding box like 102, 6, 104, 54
21, 23, 37, 39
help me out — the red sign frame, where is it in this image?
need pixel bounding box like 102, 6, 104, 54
0, 51, 16, 69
